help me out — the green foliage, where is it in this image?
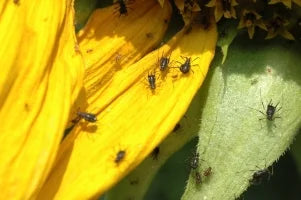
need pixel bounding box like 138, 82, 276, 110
182, 33, 301, 200
216, 19, 238, 64
291, 129, 301, 174
74, 0, 98, 31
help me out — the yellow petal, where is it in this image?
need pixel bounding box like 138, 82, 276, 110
214, 4, 223, 22
0, 0, 83, 199
256, 21, 268, 31
206, 0, 217, 7
157, 0, 165, 7
265, 30, 278, 39
224, 10, 232, 19
174, 0, 185, 11
237, 15, 246, 29
232, 0, 239, 6
74, 0, 171, 121
248, 26, 255, 39
230, 7, 237, 18
39, 15, 217, 200
280, 29, 295, 40
269, 0, 292, 8
283, 0, 292, 8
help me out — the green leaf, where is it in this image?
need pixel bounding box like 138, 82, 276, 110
182, 34, 301, 200
290, 129, 301, 175
75, 0, 98, 31
216, 19, 238, 64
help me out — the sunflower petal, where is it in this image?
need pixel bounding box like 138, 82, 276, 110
0, 0, 83, 199
256, 21, 268, 31
280, 29, 295, 40
73, 0, 172, 116
248, 26, 255, 39
39, 15, 217, 200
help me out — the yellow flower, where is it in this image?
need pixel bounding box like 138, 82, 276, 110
238, 10, 267, 39
265, 14, 295, 40
0, 0, 217, 199
207, 0, 239, 22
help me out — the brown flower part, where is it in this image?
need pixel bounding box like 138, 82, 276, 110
174, 0, 201, 24
269, 0, 292, 8
207, 0, 238, 22
265, 14, 295, 40
269, 0, 301, 8
238, 10, 267, 39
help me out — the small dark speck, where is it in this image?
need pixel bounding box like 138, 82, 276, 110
13, 0, 20, 5
267, 67, 272, 73
24, 103, 30, 111
173, 123, 181, 132
220, 29, 226, 38
86, 49, 93, 53
250, 79, 258, 85
130, 179, 139, 185
146, 33, 153, 39
151, 147, 160, 160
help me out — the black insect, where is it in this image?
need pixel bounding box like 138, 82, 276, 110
249, 90, 282, 127
190, 152, 199, 170
256, 90, 282, 124
195, 171, 202, 185
173, 123, 181, 132
114, 0, 133, 16
147, 72, 156, 90
159, 52, 171, 71
261, 99, 281, 121
72, 111, 97, 123
115, 150, 126, 164
116, 0, 128, 16
151, 146, 160, 160
250, 167, 272, 185
175, 56, 199, 74
77, 111, 97, 123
